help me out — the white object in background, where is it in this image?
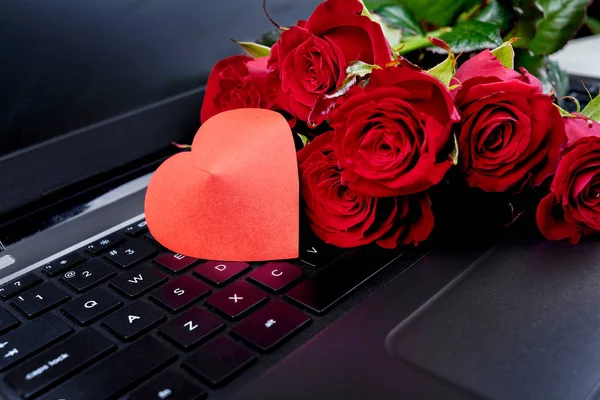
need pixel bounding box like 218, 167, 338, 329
550, 35, 600, 79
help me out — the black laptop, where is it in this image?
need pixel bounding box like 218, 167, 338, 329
2, 2, 600, 400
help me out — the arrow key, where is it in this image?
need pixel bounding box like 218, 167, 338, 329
102, 301, 165, 341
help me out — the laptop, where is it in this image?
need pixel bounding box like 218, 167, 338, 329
1, 1, 600, 399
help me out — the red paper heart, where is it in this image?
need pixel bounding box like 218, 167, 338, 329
145, 109, 299, 261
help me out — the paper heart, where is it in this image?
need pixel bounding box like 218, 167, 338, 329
145, 109, 299, 261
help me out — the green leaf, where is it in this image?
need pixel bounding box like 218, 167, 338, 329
296, 133, 310, 147
586, 16, 600, 35
233, 40, 271, 58
375, 5, 425, 36
450, 133, 459, 165
490, 40, 515, 69
428, 48, 456, 87
506, 1, 544, 49
358, 0, 373, 18
528, 0, 589, 56
474, 0, 513, 31
373, 0, 481, 27
257, 29, 282, 47
346, 60, 382, 78
371, 13, 403, 46
430, 20, 503, 54
582, 95, 600, 123
554, 103, 576, 118
395, 28, 450, 54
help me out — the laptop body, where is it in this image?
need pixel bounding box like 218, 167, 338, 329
2, 1, 600, 399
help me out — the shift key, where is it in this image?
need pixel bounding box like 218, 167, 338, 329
6, 329, 116, 399
0, 314, 73, 371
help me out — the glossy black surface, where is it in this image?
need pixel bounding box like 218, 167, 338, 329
39, 335, 176, 400
5, 329, 115, 399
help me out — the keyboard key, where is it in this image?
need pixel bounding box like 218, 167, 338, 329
5, 329, 115, 399
123, 220, 148, 237
0, 314, 73, 371
232, 300, 311, 352
110, 265, 167, 298
62, 289, 122, 325
193, 261, 250, 286
183, 336, 256, 387
42, 253, 85, 276
298, 231, 343, 268
150, 276, 210, 312
129, 370, 207, 400
205, 281, 267, 319
247, 262, 304, 292
105, 240, 157, 269
286, 246, 402, 314
84, 233, 125, 255
40, 335, 177, 400
60, 260, 116, 292
160, 307, 225, 350
12, 282, 70, 318
102, 301, 165, 341
0, 274, 42, 300
0, 308, 19, 334
154, 252, 199, 274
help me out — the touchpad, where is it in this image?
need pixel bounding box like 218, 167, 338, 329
388, 238, 600, 400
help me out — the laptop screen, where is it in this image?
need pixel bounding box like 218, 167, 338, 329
0, 0, 320, 217
0, 1, 318, 157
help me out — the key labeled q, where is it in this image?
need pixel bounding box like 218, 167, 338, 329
84, 300, 98, 309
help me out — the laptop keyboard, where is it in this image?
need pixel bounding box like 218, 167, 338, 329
0, 219, 403, 399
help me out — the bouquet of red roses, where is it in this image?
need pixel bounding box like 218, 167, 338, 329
200, 0, 600, 249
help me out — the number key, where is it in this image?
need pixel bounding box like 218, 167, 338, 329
0, 274, 42, 300
105, 240, 156, 269
85, 233, 125, 255
61, 260, 116, 292
11, 282, 70, 318
42, 253, 84, 276
123, 220, 148, 237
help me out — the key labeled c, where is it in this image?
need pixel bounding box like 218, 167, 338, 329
271, 269, 283, 277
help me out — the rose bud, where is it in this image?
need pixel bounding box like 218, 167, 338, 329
330, 66, 460, 197
298, 132, 434, 248
268, 0, 392, 125
201, 55, 289, 123
452, 49, 566, 192
537, 114, 600, 243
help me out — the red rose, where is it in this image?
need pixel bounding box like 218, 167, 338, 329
330, 66, 460, 197
537, 115, 600, 243
452, 50, 566, 192
298, 132, 434, 248
201, 55, 288, 123
269, 0, 392, 124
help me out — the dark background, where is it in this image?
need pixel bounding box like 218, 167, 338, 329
0, 0, 322, 157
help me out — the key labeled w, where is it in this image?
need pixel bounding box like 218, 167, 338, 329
128, 274, 144, 284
